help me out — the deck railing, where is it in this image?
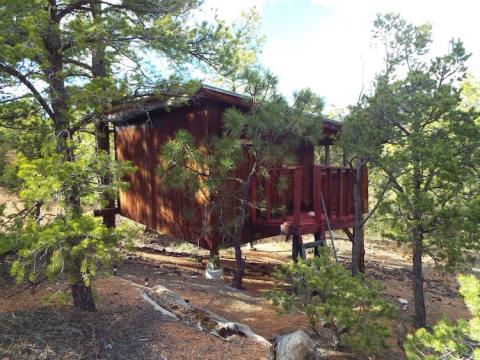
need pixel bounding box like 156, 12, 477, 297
250, 165, 367, 226
313, 166, 353, 222
250, 166, 302, 224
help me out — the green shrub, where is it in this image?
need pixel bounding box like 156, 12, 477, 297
264, 250, 396, 356
404, 274, 480, 359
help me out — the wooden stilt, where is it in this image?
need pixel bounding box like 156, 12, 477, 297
292, 235, 300, 263
313, 230, 326, 257
299, 235, 306, 260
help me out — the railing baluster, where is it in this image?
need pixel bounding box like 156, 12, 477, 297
313, 166, 321, 222
281, 169, 287, 221
325, 167, 332, 217
338, 169, 344, 218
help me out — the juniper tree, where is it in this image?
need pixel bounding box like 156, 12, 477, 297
351, 13, 480, 328
0, 0, 260, 310
160, 68, 325, 289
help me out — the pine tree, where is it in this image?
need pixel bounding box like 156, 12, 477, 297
348, 13, 480, 327
0, 0, 260, 310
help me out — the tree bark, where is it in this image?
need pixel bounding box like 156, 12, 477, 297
71, 282, 96, 311
411, 150, 426, 328
351, 161, 365, 276
91, 0, 115, 228
231, 241, 246, 290
412, 225, 426, 328
230, 160, 258, 290
44, 2, 96, 311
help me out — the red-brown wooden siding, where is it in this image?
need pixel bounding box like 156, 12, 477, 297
116, 103, 215, 249
114, 95, 364, 251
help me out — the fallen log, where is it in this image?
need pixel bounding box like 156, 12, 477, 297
134, 282, 270, 346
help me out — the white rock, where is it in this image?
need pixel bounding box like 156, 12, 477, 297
398, 298, 408, 310
205, 268, 223, 280
271, 330, 315, 360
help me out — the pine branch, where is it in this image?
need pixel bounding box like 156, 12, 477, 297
0, 63, 55, 120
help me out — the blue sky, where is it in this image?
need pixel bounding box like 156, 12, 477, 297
204, 0, 480, 111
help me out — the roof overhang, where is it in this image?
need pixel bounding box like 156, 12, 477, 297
106, 84, 342, 136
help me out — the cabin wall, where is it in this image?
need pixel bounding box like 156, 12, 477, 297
116, 103, 218, 249
114, 99, 351, 251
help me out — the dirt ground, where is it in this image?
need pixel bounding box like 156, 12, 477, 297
0, 188, 470, 359
0, 231, 469, 360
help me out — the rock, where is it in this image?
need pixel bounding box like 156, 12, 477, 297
270, 330, 315, 360
315, 348, 357, 359
398, 298, 408, 310
205, 268, 224, 280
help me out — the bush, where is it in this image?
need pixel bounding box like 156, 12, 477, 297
264, 250, 396, 356
404, 274, 480, 359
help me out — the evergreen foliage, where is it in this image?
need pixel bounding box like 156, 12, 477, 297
342, 13, 480, 327
264, 250, 396, 356
405, 275, 480, 359
159, 68, 325, 288
0, 0, 260, 309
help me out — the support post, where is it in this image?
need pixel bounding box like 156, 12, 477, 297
292, 234, 304, 263
313, 231, 326, 257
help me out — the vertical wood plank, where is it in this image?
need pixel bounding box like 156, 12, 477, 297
313, 166, 322, 222
338, 169, 344, 217
325, 167, 332, 217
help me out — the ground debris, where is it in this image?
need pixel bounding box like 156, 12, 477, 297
137, 283, 271, 346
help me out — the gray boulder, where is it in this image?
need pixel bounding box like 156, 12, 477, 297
270, 330, 316, 360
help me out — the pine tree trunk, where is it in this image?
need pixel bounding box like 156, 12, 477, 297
231, 161, 258, 290
412, 226, 426, 328
91, 0, 115, 228
232, 241, 245, 290
411, 153, 426, 328
71, 282, 96, 311
352, 161, 364, 276
44, 5, 97, 311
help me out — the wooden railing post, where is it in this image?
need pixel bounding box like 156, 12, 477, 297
280, 169, 288, 221
313, 166, 322, 222
325, 167, 332, 217
293, 167, 302, 225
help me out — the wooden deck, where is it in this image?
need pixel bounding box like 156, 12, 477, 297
250, 211, 356, 236
247, 165, 367, 237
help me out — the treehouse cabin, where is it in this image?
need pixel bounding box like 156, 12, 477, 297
107, 85, 368, 262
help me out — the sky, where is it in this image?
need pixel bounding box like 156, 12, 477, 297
203, 0, 480, 111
